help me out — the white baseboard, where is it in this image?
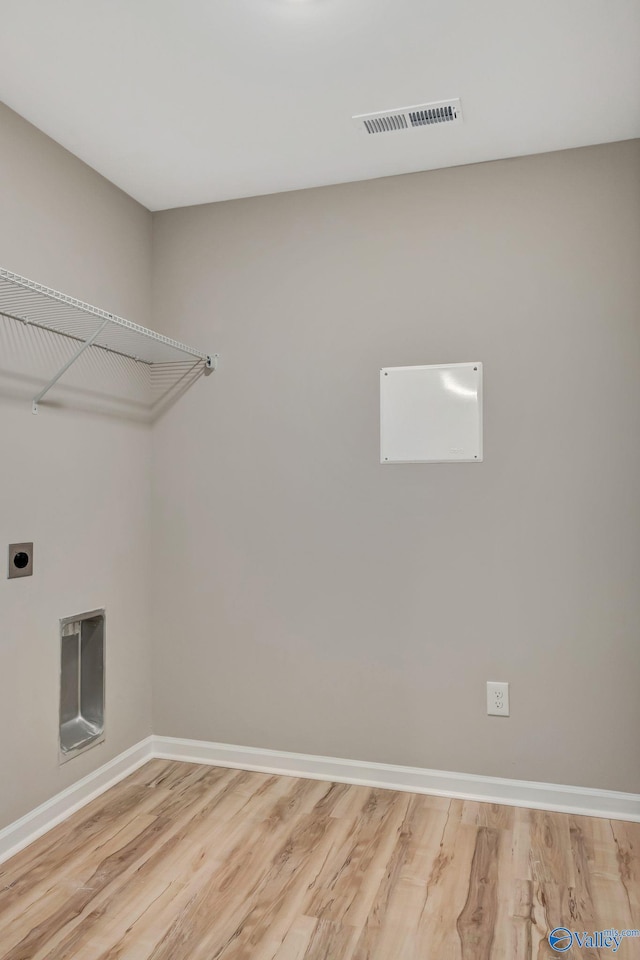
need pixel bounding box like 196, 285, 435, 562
0, 736, 154, 865
153, 735, 640, 823
2, 733, 638, 866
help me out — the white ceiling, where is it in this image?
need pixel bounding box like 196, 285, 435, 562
0, 0, 639, 211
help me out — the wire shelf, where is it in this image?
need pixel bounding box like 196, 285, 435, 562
0, 268, 210, 366
0, 267, 214, 413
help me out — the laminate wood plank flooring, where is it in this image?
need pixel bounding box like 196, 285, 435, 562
1, 760, 639, 959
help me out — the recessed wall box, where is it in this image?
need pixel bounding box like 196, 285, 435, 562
59, 610, 105, 763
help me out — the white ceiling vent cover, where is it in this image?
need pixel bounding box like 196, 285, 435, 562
353, 99, 462, 135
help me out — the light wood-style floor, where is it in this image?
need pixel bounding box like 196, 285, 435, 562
1, 760, 639, 960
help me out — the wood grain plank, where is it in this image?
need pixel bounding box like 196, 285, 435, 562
456, 826, 500, 960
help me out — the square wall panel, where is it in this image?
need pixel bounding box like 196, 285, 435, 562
380, 362, 483, 463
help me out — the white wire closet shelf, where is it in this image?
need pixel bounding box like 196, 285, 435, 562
0, 267, 214, 413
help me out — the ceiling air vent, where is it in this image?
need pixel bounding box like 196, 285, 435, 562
353, 99, 462, 135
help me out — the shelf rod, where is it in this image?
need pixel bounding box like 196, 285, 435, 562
32, 315, 113, 415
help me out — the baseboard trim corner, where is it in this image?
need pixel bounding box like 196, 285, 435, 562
2, 733, 638, 866
0, 736, 154, 865
152, 735, 640, 823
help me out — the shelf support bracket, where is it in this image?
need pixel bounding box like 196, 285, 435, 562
32, 315, 112, 414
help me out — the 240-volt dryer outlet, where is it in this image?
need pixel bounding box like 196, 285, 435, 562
8, 542, 33, 578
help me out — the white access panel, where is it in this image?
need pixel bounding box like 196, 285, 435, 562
380, 362, 483, 463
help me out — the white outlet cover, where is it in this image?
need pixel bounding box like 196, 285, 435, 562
380, 362, 483, 463
487, 681, 509, 717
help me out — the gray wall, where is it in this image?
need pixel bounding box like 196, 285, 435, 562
1, 103, 638, 826
151, 140, 640, 793
0, 102, 153, 828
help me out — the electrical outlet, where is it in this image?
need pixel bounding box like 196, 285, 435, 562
487, 681, 509, 717
8, 542, 33, 579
